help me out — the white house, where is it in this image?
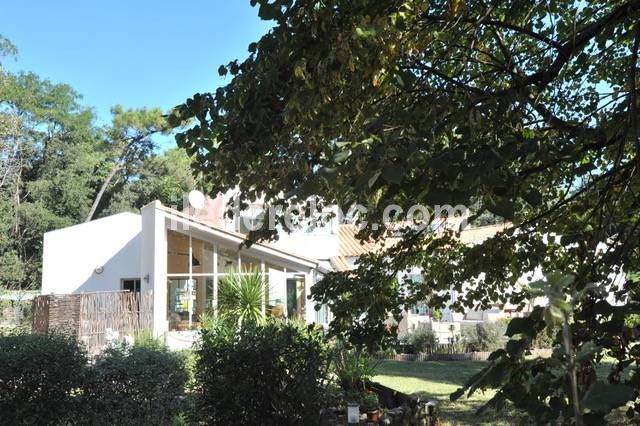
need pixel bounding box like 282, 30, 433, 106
41, 196, 538, 346
42, 201, 323, 342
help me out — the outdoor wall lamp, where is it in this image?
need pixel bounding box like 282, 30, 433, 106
94, 266, 104, 274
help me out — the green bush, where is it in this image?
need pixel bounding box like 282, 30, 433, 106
218, 270, 267, 325
195, 319, 329, 425
331, 341, 377, 392
81, 342, 188, 425
461, 321, 506, 352
399, 327, 438, 354
0, 332, 87, 425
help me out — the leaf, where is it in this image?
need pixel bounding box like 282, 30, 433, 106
486, 197, 515, 220
576, 341, 601, 363
258, 3, 280, 20
368, 170, 382, 188
505, 317, 534, 338
488, 349, 506, 361
355, 27, 376, 38
450, 387, 466, 401
521, 187, 542, 207
581, 382, 636, 414
218, 65, 228, 77
505, 339, 527, 357
334, 150, 351, 163
381, 164, 403, 184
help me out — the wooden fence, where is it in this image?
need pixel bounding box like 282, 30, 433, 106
378, 348, 552, 362
32, 291, 152, 355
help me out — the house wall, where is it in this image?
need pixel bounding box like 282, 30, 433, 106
41, 213, 141, 294
140, 201, 168, 337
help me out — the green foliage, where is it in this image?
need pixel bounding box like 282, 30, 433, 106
359, 392, 379, 411
0, 35, 197, 288
103, 148, 197, 215
81, 342, 188, 425
175, 0, 640, 422
399, 327, 437, 354
461, 322, 507, 353
218, 269, 267, 325
195, 319, 329, 424
331, 341, 377, 392
0, 332, 189, 425
431, 308, 443, 321
0, 332, 87, 425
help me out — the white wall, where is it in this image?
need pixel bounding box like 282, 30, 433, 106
140, 202, 169, 337
41, 213, 141, 294
273, 231, 339, 260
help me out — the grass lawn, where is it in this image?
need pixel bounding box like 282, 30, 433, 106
373, 360, 522, 425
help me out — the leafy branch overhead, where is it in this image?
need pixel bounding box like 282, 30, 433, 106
174, 0, 640, 422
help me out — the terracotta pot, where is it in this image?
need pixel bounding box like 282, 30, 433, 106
367, 409, 380, 422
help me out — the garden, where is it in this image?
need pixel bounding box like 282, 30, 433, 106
0, 323, 441, 425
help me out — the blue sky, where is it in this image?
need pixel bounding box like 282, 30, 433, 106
1, 1, 271, 134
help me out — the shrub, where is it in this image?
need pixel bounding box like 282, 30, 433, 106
218, 270, 268, 325
195, 319, 329, 425
82, 342, 188, 425
331, 342, 377, 392
0, 332, 87, 425
532, 325, 559, 349
461, 321, 506, 352
399, 327, 437, 354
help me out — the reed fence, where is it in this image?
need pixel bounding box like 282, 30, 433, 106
32, 291, 152, 355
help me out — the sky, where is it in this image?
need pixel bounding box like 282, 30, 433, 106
0, 1, 272, 143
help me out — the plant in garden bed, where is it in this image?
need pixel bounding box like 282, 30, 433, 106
461, 321, 507, 353
360, 392, 380, 421
331, 341, 378, 392
194, 319, 330, 424
218, 269, 268, 325
0, 331, 87, 425
398, 327, 438, 354
80, 340, 188, 425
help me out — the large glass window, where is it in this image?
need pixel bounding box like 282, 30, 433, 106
217, 246, 237, 274
192, 238, 214, 275
167, 231, 189, 274
240, 254, 261, 272
167, 278, 192, 331
286, 275, 305, 320
166, 229, 307, 331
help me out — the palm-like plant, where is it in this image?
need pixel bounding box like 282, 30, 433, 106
218, 270, 267, 326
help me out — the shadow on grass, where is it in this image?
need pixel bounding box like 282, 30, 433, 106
374, 360, 525, 425
374, 360, 488, 387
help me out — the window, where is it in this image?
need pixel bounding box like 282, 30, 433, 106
411, 302, 428, 315
122, 278, 141, 293
315, 303, 330, 325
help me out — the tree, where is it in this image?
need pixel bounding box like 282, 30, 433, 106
0, 36, 188, 288
1, 44, 98, 287
85, 105, 170, 222
101, 147, 198, 216
174, 0, 640, 422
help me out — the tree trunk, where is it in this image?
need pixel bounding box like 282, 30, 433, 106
85, 162, 120, 222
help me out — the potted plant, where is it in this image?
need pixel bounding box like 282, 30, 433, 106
343, 389, 361, 424
346, 401, 360, 424
361, 392, 380, 422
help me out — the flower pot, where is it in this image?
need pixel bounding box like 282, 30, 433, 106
347, 403, 360, 424
367, 409, 380, 422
